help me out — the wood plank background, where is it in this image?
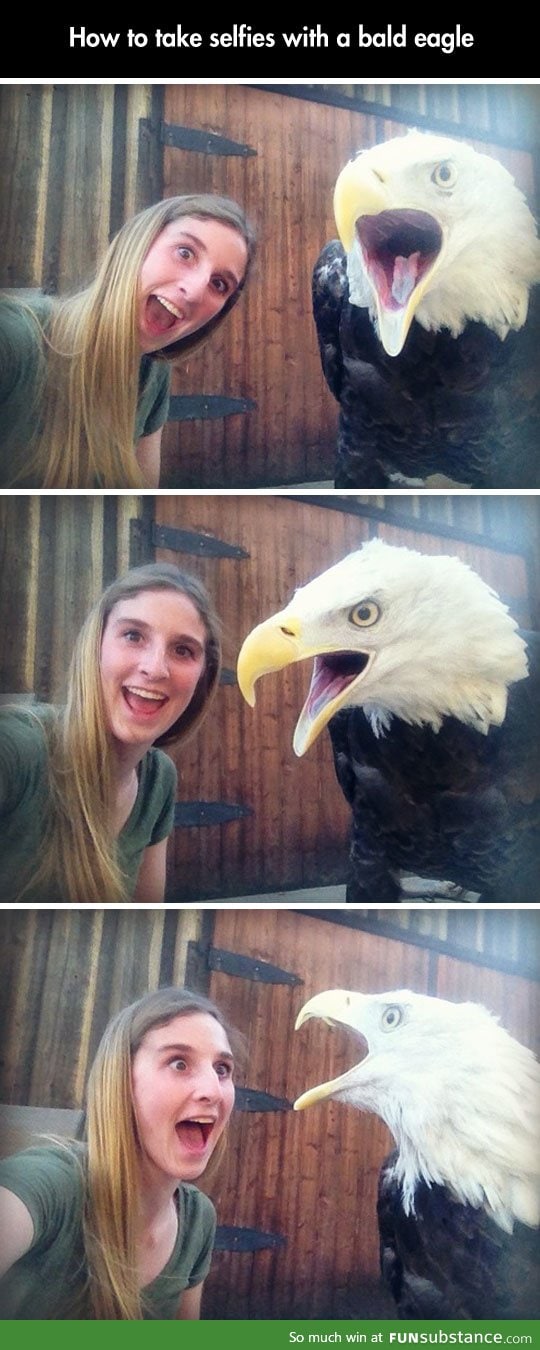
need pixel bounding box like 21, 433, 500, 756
0, 907, 205, 1107
1, 83, 538, 485
1, 492, 538, 900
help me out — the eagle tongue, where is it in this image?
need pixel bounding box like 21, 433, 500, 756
392, 252, 421, 306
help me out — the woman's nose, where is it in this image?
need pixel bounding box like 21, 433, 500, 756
193, 1066, 220, 1101
177, 266, 211, 305
139, 643, 169, 678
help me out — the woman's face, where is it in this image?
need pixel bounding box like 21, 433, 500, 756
100, 588, 207, 752
132, 1012, 235, 1185
138, 215, 249, 354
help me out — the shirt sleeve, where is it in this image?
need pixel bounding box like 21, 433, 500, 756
138, 360, 171, 437
0, 709, 47, 817
183, 1189, 217, 1287
0, 300, 43, 430
0, 1147, 81, 1251
149, 751, 177, 846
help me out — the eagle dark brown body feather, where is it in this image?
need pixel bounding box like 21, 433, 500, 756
313, 240, 540, 489
329, 633, 540, 903
378, 1150, 540, 1319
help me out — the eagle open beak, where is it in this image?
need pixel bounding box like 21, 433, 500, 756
334, 156, 444, 357
237, 616, 373, 757
294, 990, 369, 1110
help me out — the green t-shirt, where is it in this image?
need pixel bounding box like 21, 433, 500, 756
0, 294, 171, 487
0, 707, 177, 903
0, 1145, 217, 1319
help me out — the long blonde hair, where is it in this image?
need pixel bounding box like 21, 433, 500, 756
21, 563, 221, 904
83, 987, 237, 1319
7, 194, 255, 488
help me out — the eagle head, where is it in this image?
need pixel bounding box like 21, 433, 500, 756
237, 538, 528, 754
333, 130, 540, 355
294, 986, 540, 1231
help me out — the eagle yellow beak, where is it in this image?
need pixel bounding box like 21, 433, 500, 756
334, 155, 444, 357
236, 613, 305, 708
334, 156, 389, 254
294, 990, 367, 1110
237, 616, 372, 757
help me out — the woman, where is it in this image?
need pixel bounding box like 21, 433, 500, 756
0, 194, 255, 488
0, 986, 237, 1319
0, 562, 221, 904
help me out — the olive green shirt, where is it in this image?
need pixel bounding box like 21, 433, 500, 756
0, 1145, 217, 1319
0, 294, 171, 487
0, 707, 177, 903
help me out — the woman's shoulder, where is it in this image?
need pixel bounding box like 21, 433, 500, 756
142, 746, 178, 794
0, 1143, 85, 1201
136, 357, 171, 438
0, 1144, 86, 1247
0, 292, 53, 349
0, 703, 56, 751
0, 702, 55, 745
178, 1183, 217, 1224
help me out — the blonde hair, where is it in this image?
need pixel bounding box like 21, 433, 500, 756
83, 987, 237, 1319
7, 194, 255, 488
20, 563, 221, 904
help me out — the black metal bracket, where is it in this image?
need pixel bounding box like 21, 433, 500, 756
235, 1087, 292, 1113
214, 1225, 286, 1252
168, 394, 257, 422
152, 523, 249, 559
161, 121, 257, 158
174, 801, 254, 827
208, 948, 303, 986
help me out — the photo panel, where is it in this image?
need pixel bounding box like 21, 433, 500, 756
0, 904, 539, 1319
1, 491, 538, 905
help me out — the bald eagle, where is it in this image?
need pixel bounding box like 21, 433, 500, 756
294, 987, 540, 1319
313, 131, 540, 488
237, 539, 540, 902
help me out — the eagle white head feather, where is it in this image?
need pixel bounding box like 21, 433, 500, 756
333, 130, 540, 356
237, 538, 528, 753
294, 987, 540, 1233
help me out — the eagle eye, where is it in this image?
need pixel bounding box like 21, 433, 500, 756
381, 1005, 403, 1031
349, 600, 380, 628
431, 160, 457, 190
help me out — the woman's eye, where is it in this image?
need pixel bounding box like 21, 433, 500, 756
211, 276, 229, 295
171, 1058, 187, 1071
177, 245, 194, 261
215, 1062, 233, 1078
123, 629, 142, 643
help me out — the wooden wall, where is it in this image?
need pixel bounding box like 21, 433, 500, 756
2, 83, 537, 486
0, 907, 204, 1107
0, 494, 141, 700
0, 85, 154, 292
1, 492, 538, 899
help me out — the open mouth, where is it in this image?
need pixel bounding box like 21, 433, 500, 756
305, 651, 371, 721
175, 1119, 215, 1153
357, 209, 443, 313
122, 686, 168, 718
293, 651, 372, 758
294, 1022, 369, 1111
145, 294, 184, 334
